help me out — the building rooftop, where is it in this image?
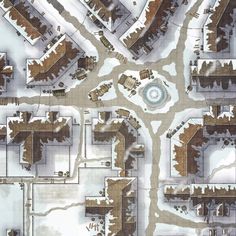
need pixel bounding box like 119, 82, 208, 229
7, 111, 72, 165
191, 59, 236, 90
0, 53, 13, 92
80, 0, 130, 31
1, 0, 51, 45
165, 184, 236, 208
172, 120, 207, 177
204, 106, 236, 136
85, 177, 137, 236
204, 0, 236, 52
93, 112, 144, 176
26, 34, 84, 85
120, 0, 178, 56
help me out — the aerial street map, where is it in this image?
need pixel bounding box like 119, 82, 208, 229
0, 0, 236, 235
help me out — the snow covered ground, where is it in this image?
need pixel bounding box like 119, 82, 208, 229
33, 168, 117, 236
82, 123, 112, 168
98, 58, 120, 77
204, 141, 236, 183
210, 167, 236, 183
0, 184, 23, 235
37, 145, 70, 177
154, 223, 199, 236
163, 62, 177, 76
0, 145, 6, 176
150, 121, 162, 134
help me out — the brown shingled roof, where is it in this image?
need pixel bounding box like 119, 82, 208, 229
191, 60, 236, 90
27, 34, 83, 85
86, 177, 137, 236
0, 53, 13, 91
4, 1, 49, 43
173, 123, 208, 176
206, 0, 236, 52
8, 111, 71, 165
123, 0, 175, 52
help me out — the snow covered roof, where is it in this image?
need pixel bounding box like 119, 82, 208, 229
79, 0, 130, 31
191, 184, 236, 198
0, 0, 13, 11
120, 0, 177, 53
171, 107, 236, 178
26, 34, 84, 85
0, 53, 13, 92
203, 0, 236, 52
165, 184, 236, 202
7, 111, 72, 165
191, 59, 236, 90
93, 115, 144, 176
171, 119, 205, 177
85, 177, 137, 236
192, 59, 236, 76
203, 105, 236, 137
204, 105, 236, 126
2, 0, 50, 45
120, 0, 163, 48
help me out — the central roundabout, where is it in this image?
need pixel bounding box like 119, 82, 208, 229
140, 79, 170, 110
118, 70, 178, 114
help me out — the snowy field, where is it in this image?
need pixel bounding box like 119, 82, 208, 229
204, 141, 236, 183
33, 168, 117, 236
162, 62, 177, 76
0, 184, 23, 235
37, 146, 70, 177
150, 121, 162, 134
153, 223, 200, 236
0, 145, 6, 176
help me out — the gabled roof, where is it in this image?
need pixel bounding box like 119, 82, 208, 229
2, 0, 50, 45
165, 184, 236, 206
86, 177, 137, 236
93, 113, 144, 176
7, 111, 72, 165
204, 106, 236, 136
204, 0, 236, 52
26, 34, 84, 85
191, 59, 236, 90
0, 53, 13, 91
171, 119, 208, 177
120, 0, 177, 55
120, 0, 164, 48
80, 0, 130, 31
